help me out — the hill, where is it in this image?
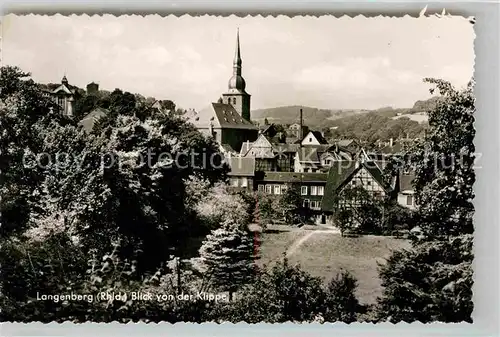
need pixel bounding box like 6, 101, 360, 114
251, 105, 370, 127
251, 97, 439, 129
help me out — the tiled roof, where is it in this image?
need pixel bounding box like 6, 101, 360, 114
363, 161, 392, 191
227, 157, 256, 176
257, 172, 328, 183
273, 144, 301, 153
398, 173, 416, 192
188, 102, 257, 130
79, 107, 108, 132
311, 131, 329, 144
297, 147, 321, 162
220, 143, 237, 154
321, 161, 358, 211
240, 141, 253, 156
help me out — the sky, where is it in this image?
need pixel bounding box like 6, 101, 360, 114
1, 14, 475, 111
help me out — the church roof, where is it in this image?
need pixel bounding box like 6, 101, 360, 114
189, 102, 257, 130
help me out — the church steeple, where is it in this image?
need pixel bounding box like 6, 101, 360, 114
223, 29, 251, 122
233, 28, 242, 76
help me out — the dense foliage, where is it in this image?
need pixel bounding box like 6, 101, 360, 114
0, 66, 363, 323
375, 78, 475, 323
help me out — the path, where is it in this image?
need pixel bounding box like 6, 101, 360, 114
285, 227, 340, 258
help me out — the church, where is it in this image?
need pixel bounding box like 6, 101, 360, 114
188, 30, 258, 152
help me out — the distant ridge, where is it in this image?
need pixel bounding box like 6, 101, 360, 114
251, 97, 439, 128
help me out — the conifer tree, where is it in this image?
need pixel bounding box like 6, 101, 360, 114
199, 220, 256, 300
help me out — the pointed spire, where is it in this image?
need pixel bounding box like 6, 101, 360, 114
233, 28, 242, 75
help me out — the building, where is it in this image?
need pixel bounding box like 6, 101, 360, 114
395, 172, 417, 210
78, 107, 108, 132
255, 171, 328, 224
227, 157, 256, 191
86, 82, 99, 95
294, 144, 353, 173
221, 29, 251, 122
321, 158, 394, 219
300, 131, 328, 146
288, 123, 309, 140
188, 30, 258, 152
43, 75, 78, 116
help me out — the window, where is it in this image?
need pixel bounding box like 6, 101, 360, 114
303, 199, 310, 208
231, 178, 239, 187
274, 185, 281, 195
241, 177, 248, 187
318, 186, 324, 196
309, 137, 312, 142
301, 186, 308, 195
311, 186, 318, 196
310, 200, 317, 209
373, 191, 382, 199
406, 195, 414, 206
281, 185, 288, 194
324, 159, 332, 165
258, 185, 264, 192
265, 185, 272, 194
233, 97, 237, 104
367, 180, 371, 186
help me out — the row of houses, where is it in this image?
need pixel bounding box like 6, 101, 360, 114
226, 136, 417, 225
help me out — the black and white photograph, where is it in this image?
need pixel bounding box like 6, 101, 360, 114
0, 13, 475, 323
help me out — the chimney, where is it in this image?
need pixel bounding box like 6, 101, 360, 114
209, 121, 214, 136
299, 108, 303, 148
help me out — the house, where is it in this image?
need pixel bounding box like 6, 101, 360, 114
321, 158, 394, 220
240, 134, 277, 171
227, 156, 256, 191
79, 107, 108, 132
294, 144, 353, 173
395, 172, 417, 210
288, 123, 309, 139
42, 75, 79, 116
255, 171, 328, 224
301, 131, 329, 146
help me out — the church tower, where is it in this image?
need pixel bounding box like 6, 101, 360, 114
222, 29, 251, 122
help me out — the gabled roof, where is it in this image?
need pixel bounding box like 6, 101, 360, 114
220, 143, 238, 155
242, 133, 275, 158
320, 160, 392, 212
362, 161, 392, 191
227, 157, 256, 177
240, 141, 254, 156
321, 161, 359, 211
79, 107, 108, 132
257, 172, 328, 183
188, 102, 257, 130
52, 83, 76, 95
301, 130, 329, 145
398, 173, 416, 192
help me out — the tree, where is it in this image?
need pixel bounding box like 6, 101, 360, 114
323, 270, 360, 323
0, 66, 72, 237
229, 257, 326, 323
198, 220, 256, 300
278, 183, 304, 224
193, 183, 251, 230
376, 78, 475, 323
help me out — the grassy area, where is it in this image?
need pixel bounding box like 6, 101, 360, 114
257, 230, 411, 304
